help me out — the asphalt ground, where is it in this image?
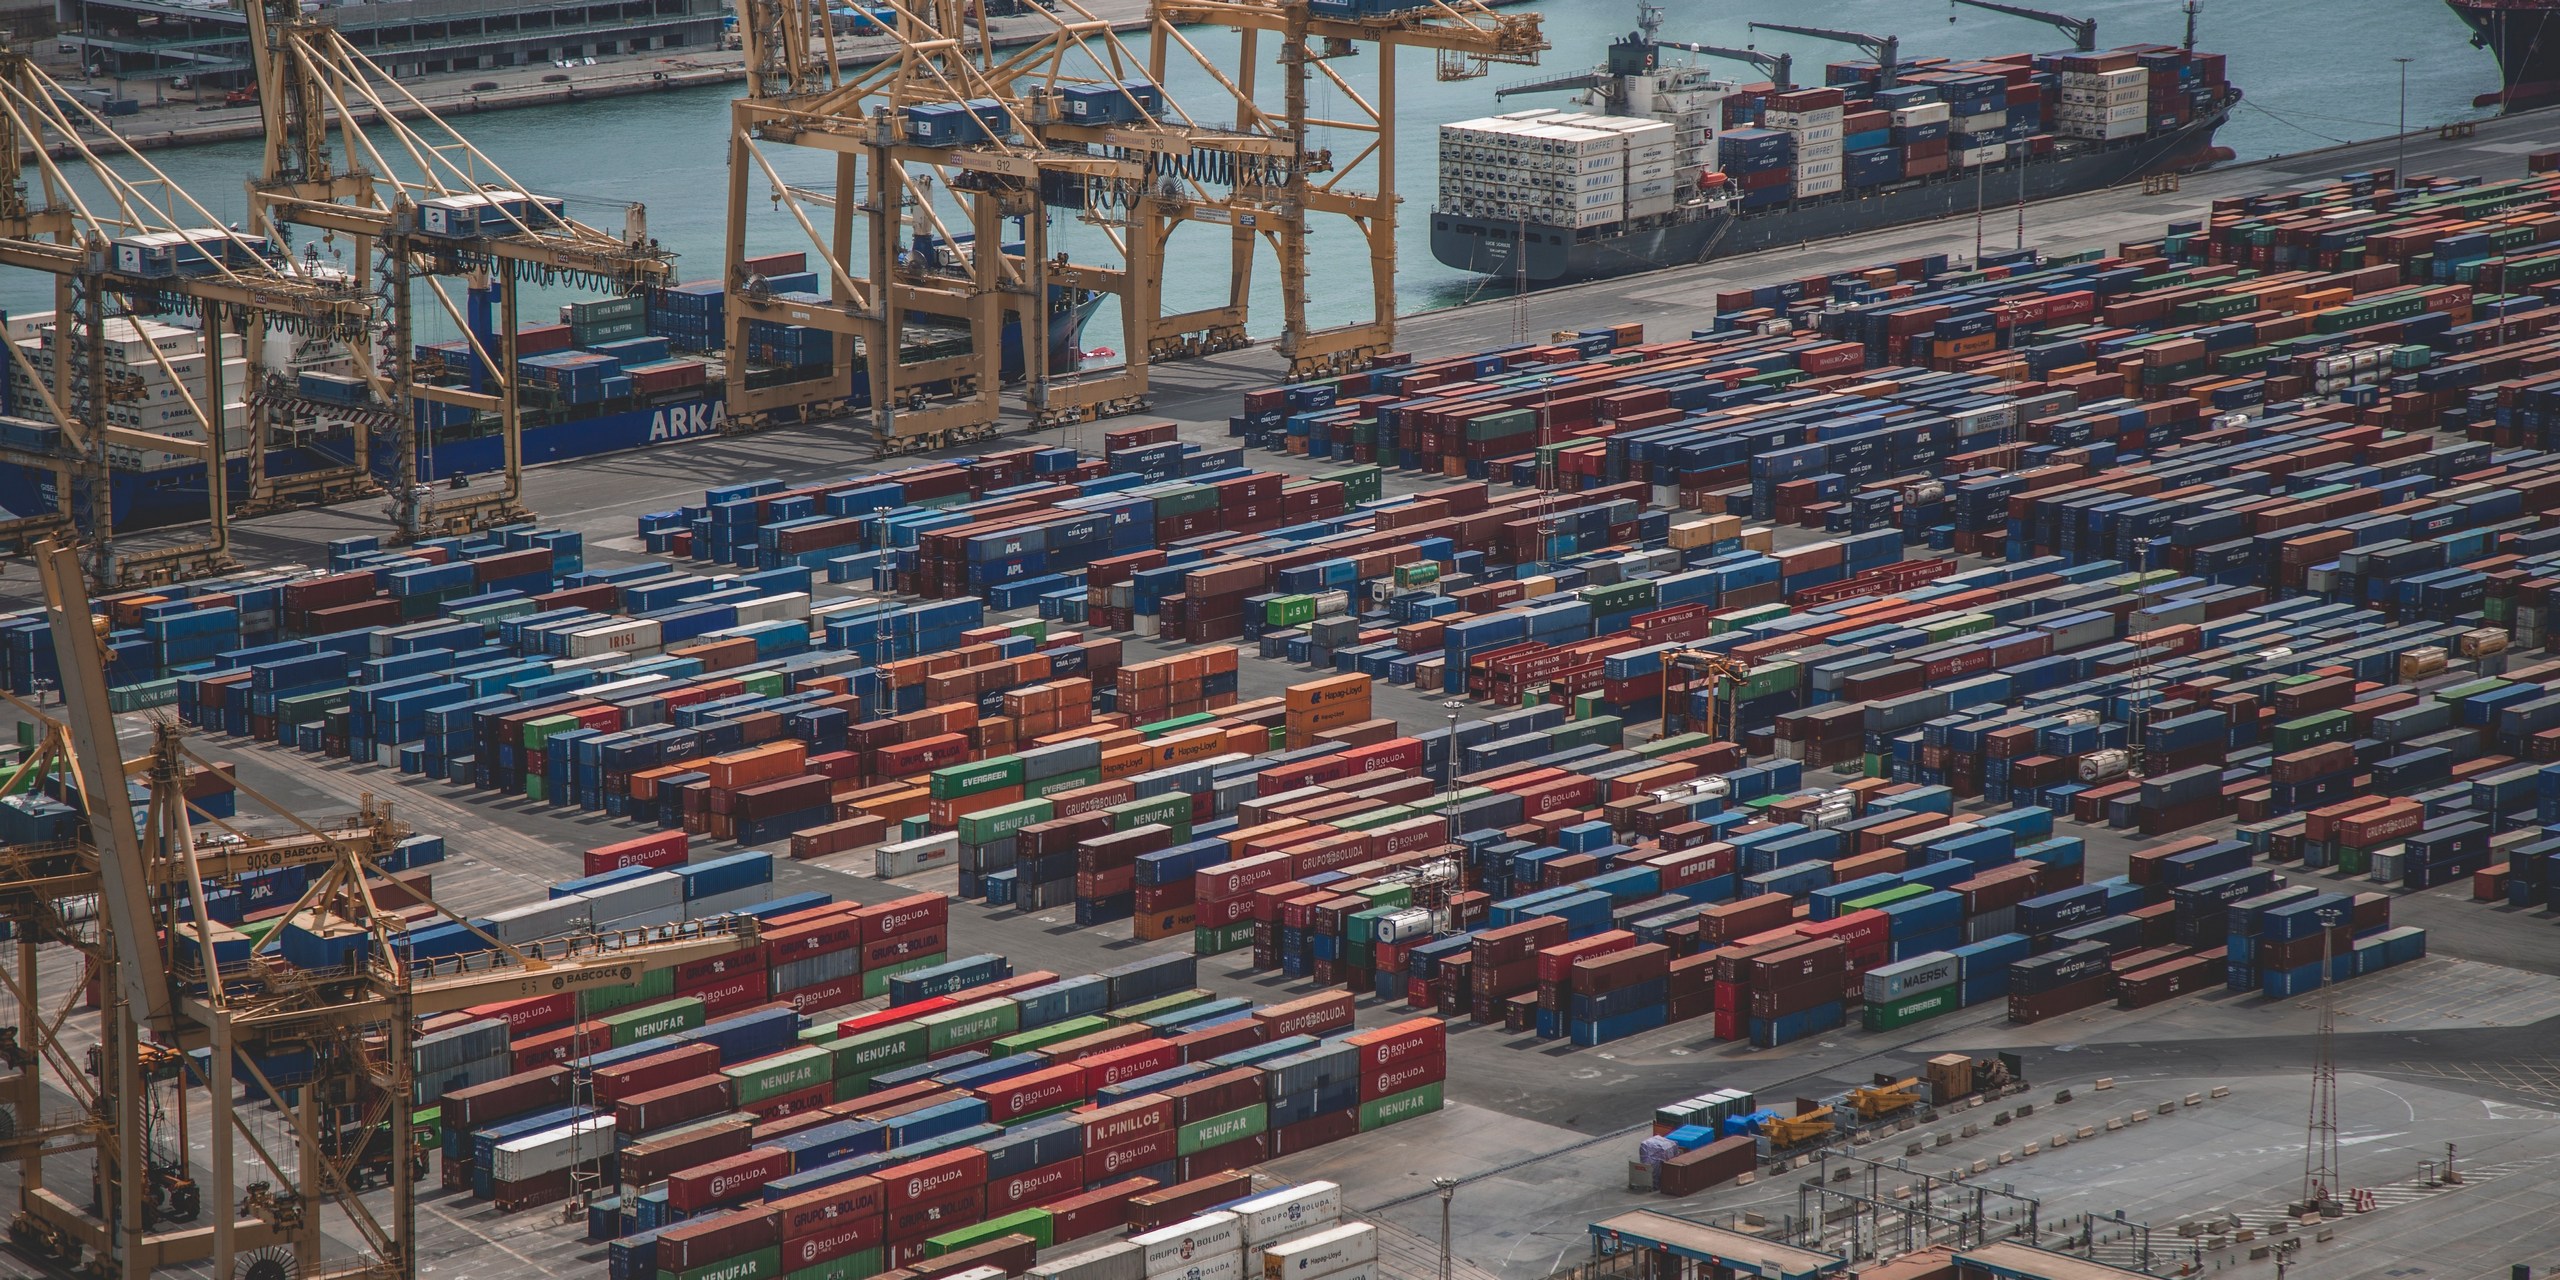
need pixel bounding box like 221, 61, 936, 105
2, 113, 2560, 1280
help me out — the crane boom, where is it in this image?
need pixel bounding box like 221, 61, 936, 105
1946, 0, 2097, 52
1657, 42, 1794, 91
1747, 22, 1903, 89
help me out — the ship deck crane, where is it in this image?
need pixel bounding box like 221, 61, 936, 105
1747, 22, 1902, 89
1657, 42, 1794, 92
5, 535, 764, 1280
242, 0, 676, 542
0, 41, 374, 589
1945, 0, 2097, 53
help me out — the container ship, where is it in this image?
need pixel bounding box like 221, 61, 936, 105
0, 246, 1095, 531
2446, 0, 2560, 113
1432, 14, 2237, 287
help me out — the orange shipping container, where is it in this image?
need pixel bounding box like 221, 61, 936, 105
1285, 673, 1371, 713
707, 742, 808, 792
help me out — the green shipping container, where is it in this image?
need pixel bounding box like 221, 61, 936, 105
1547, 715, 1624, 752
1843, 883, 1930, 913
787, 1250, 883, 1280
1194, 920, 1255, 954
1724, 660, 1803, 703
2271, 710, 2349, 751
604, 996, 706, 1047
1359, 1082, 1443, 1130
739, 671, 788, 698
926, 1210, 1054, 1255
723, 1046, 831, 1105
1109, 989, 1210, 1025
921, 999, 1019, 1052
1316, 464, 1383, 505
824, 1021, 929, 1077
1267, 595, 1318, 627
1711, 604, 1789, 635
992, 1014, 1111, 1056
862, 954, 943, 998
666, 1246, 781, 1280
1027, 768, 1102, 801
930, 755, 1025, 800
1107, 794, 1191, 831
413, 1105, 442, 1146
1177, 1103, 1269, 1155
1394, 562, 1441, 588
580, 967, 676, 1017
956, 798, 1054, 846
1861, 986, 1958, 1032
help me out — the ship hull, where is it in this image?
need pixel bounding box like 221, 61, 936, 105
1433, 108, 2232, 286
0, 294, 1097, 531
2448, 0, 2560, 112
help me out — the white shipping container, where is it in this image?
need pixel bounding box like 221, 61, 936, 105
1955, 111, 2006, 133
733, 592, 812, 624
483, 896, 592, 944
1797, 175, 1844, 196
1627, 143, 1675, 164
1260, 1224, 1377, 1280
580, 871, 686, 927
1137, 1214, 1244, 1276
1890, 103, 1951, 126
1569, 206, 1621, 228
491, 1116, 616, 1182
1626, 194, 1678, 219
1155, 1254, 1243, 1280
1575, 170, 1624, 193
877, 832, 960, 879
1233, 1183, 1344, 1245
1797, 157, 1842, 179
1793, 137, 1844, 159
1298, 1266, 1378, 1280
1626, 160, 1673, 183
1629, 178, 1676, 200
1955, 145, 2008, 167
1575, 187, 1624, 211
1762, 106, 1844, 128
567, 620, 663, 658
1033, 1243, 1148, 1280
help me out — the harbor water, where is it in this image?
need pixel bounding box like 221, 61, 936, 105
3, 0, 2501, 338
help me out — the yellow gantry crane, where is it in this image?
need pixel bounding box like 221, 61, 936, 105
0, 41, 374, 589
240, 0, 677, 542
1147, 0, 1546, 378
723, 0, 1544, 452
0, 537, 762, 1280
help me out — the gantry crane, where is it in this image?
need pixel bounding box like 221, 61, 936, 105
1, 536, 762, 1280
0, 41, 374, 590
1748, 22, 1902, 89
1946, 0, 2097, 53
1661, 650, 1752, 742
1150, 0, 1547, 378
241, 0, 676, 542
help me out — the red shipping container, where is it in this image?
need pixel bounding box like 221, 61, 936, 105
593, 1043, 722, 1104
468, 994, 576, 1039
1177, 1133, 1268, 1181
686, 971, 772, 1018
852, 894, 947, 942
765, 909, 865, 962
885, 1186, 984, 1244
1798, 909, 1889, 955
668, 1147, 793, 1214
1344, 1017, 1444, 1073
1077, 1094, 1175, 1149
1044, 1176, 1155, 1241
862, 926, 947, 971
743, 1082, 836, 1120
1535, 931, 1638, 984
988, 1156, 1084, 1212
838, 996, 959, 1039
1171, 1017, 1266, 1064
1271, 1108, 1360, 1157
674, 951, 766, 989
1075, 1039, 1182, 1092
1251, 992, 1355, 1040
1165, 1068, 1264, 1124
1649, 844, 1735, 890
782, 1213, 884, 1270
1083, 1127, 1178, 1184
1198, 852, 1295, 903
585, 832, 692, 876
778, 976, 866, 1017
879, 1148, 988, 1212
772, 1176, 884, 1241
1360, 1052, 1445, 1103
976, 1063, 1088, 1122
445, 1066, 572, 1131
658, 1206, 782, 1273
